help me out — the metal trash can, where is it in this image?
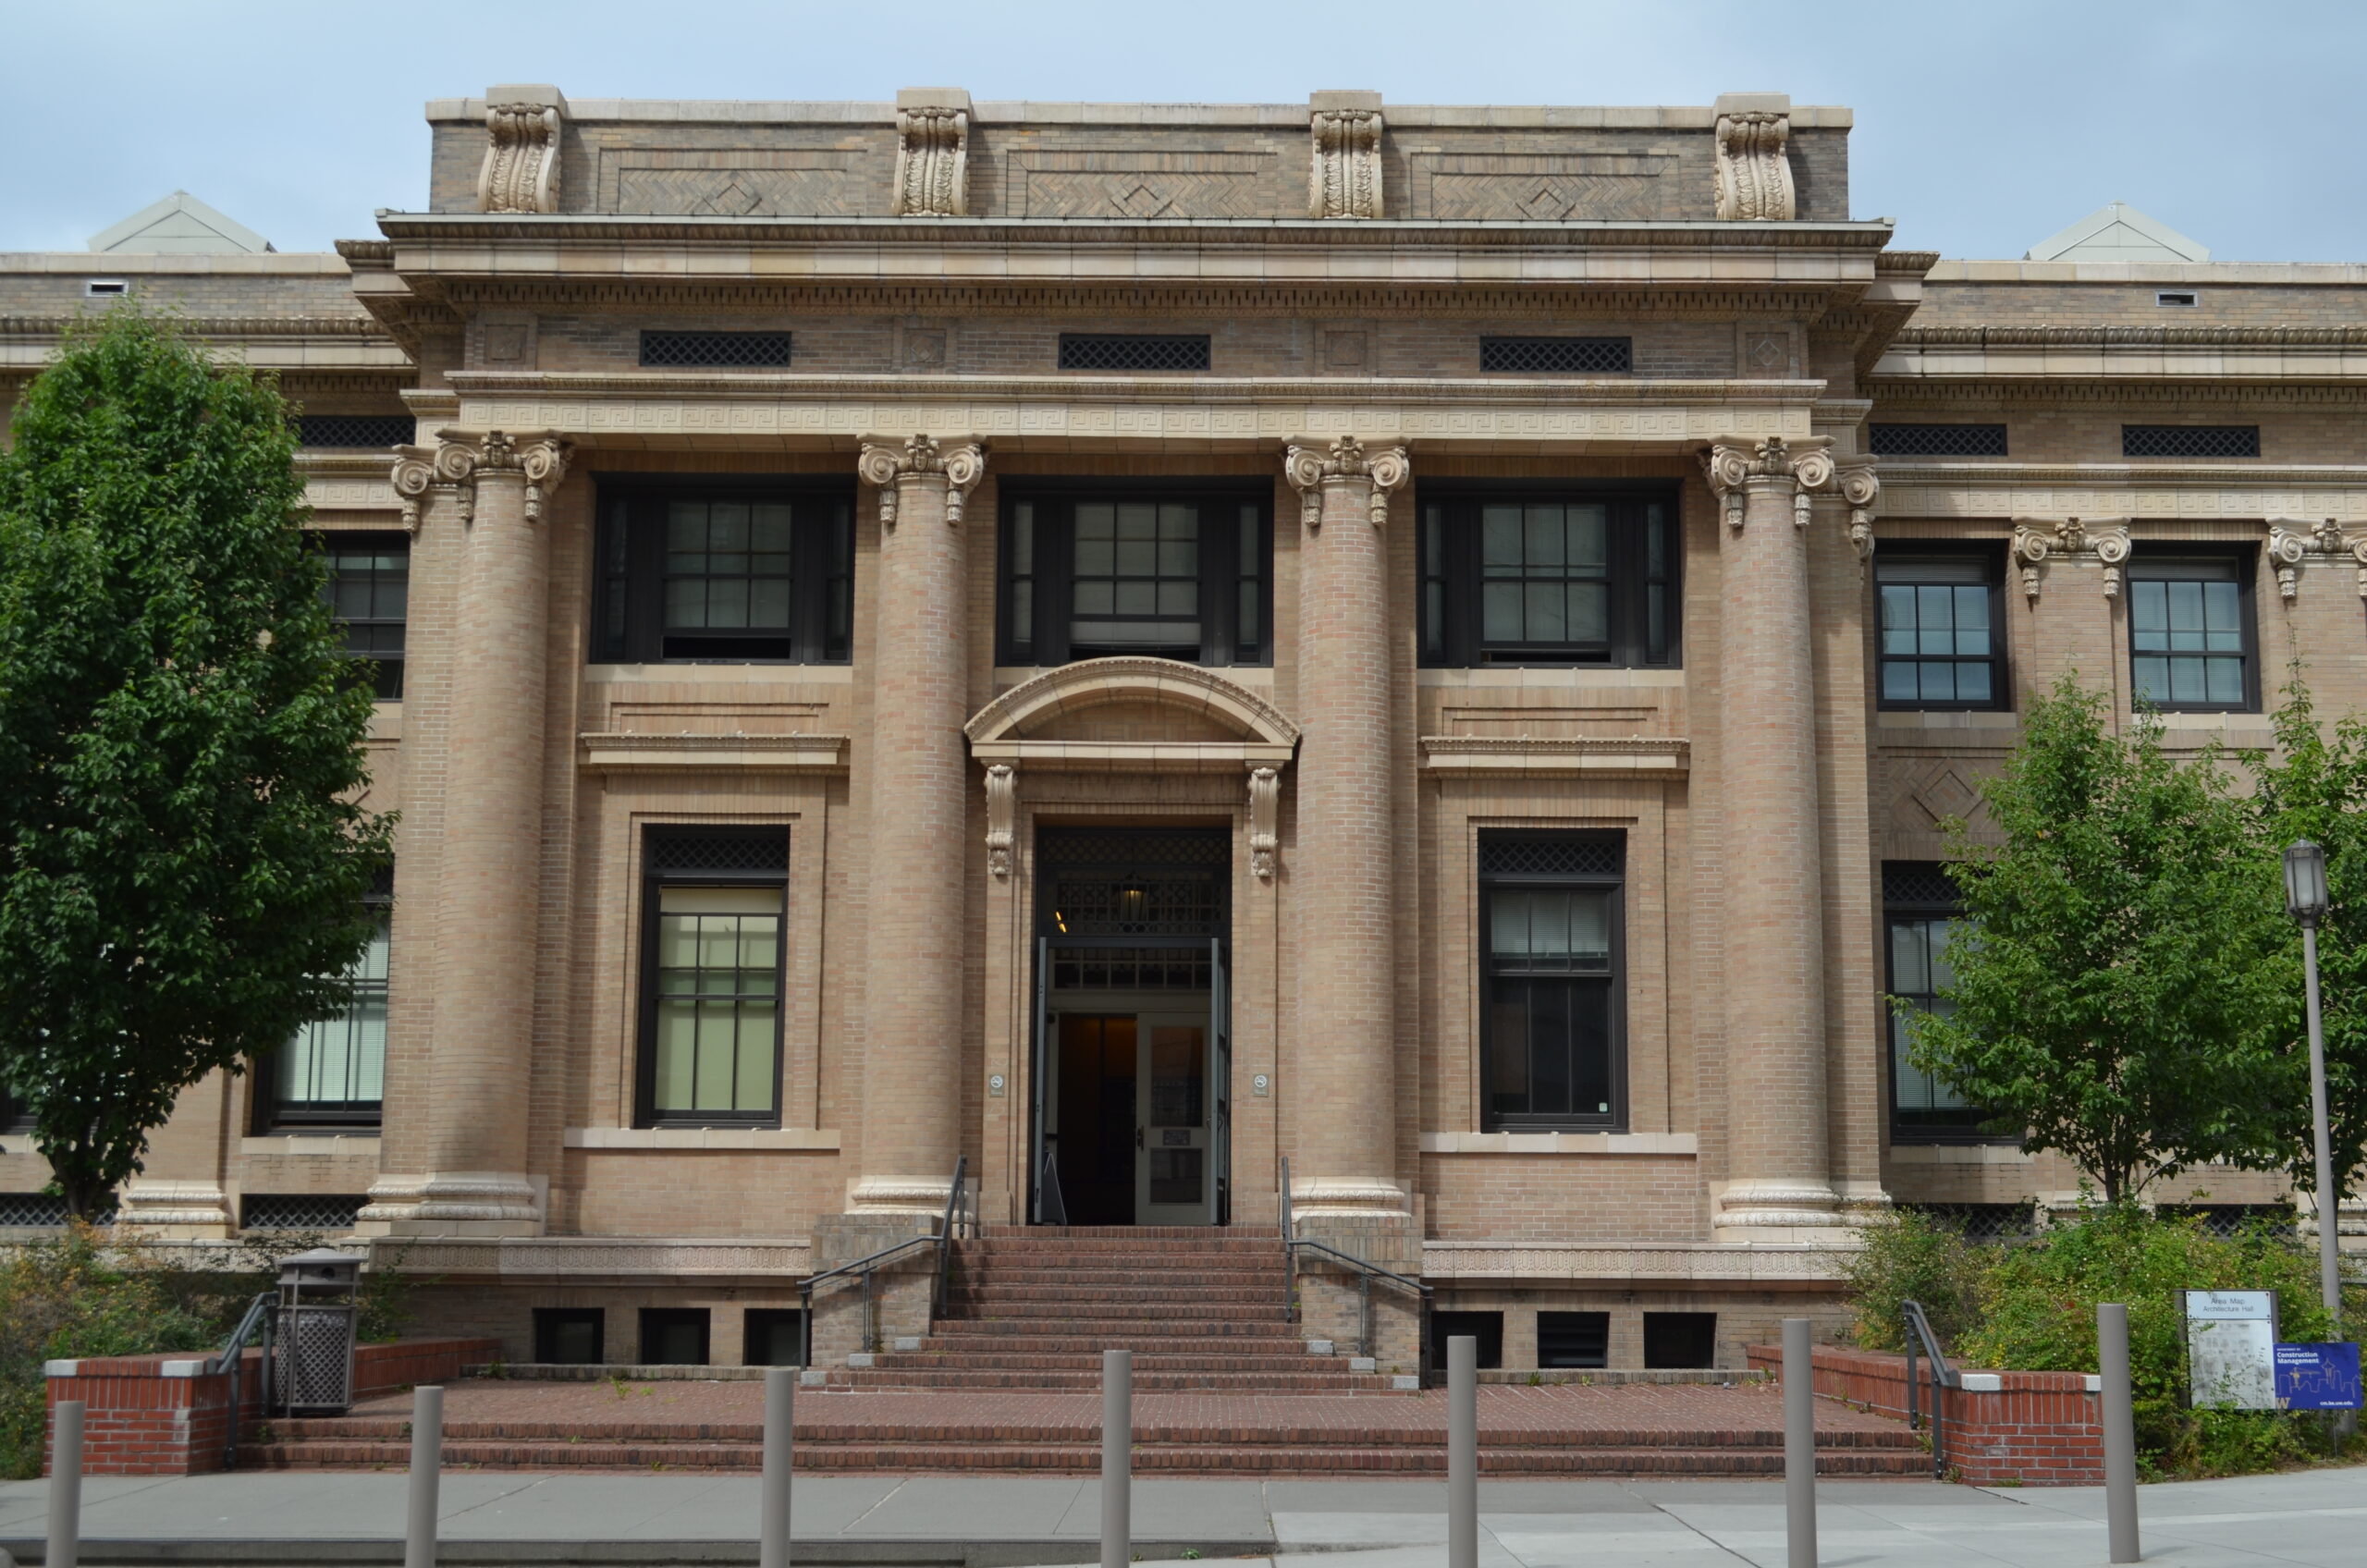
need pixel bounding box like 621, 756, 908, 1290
272, 1247, 363, 1415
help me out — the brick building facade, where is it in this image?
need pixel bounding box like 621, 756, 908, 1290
2, 86, 2361, 1373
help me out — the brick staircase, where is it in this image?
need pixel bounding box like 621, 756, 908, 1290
814, 1223, 1408, 1392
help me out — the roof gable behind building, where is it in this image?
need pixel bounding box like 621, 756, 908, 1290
88, 191, 275, 254
2025, 202, 2207, 263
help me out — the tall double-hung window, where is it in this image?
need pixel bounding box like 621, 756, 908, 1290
1883, 862, 1994, 1142
1875, 549, 2007, 710
2127, 554, 2256, 711
254, 870, 391, 1130
321, 533, 408, 700
1420, 490, 1676, 668
1478, 833, 1625, 1131
1000, 486, 1270, 667
595, 484, 854, 664
637, 828, 790, 1128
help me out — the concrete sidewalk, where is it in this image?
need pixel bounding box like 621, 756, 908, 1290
0, 1466, 2359, 1565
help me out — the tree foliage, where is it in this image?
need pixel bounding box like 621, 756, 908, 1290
0, 308, 394, 1217
1906, 676, 2288, 1201
2238, 673, 2367, 1196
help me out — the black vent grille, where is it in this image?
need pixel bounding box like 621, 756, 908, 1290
1900, 1202, 2036, 1244
1049, 947, 1215, 990
242, 1194, 368, 1231
1057, 334, 1211, 373
2161, 1203, 2295, 1238
0, 1194, 117, 1226
298, 415, 416, 448
1883, 861, 1964, 908
1870, 423, 2008, 458
1036, 831, 1229, 868
2122, 424, 2259, 459
647, 829, 791, 875
1478, 337, 1633, 374
1478, 836, 1623, 879
1049, 872, 1220, 937
640, 331, 793, 369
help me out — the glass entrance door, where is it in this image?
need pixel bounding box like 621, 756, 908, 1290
1137, 1013, 1211, 1224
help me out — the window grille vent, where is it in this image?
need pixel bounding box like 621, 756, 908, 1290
639, 331, 793, 369
1478, 837, 1623, 879
646, 830, 790, 875
1478, 337, 1632, 374
2122, 424, 2259, 459
1035, 831, 1230, 868
1049, 872, 1220, 937
1900, 1202, 2035, 1244
242, 1194, 368, 1231
1057, 334, 1211, 373
1049, 947, 1215, 990
299, 415, 417, 448
1883, 862, 1963, 908
1869, 423, 2008, 459
2161, 1203, 2295, 1238
0, 1194, 68, 1227
2156, 291, 2199, 308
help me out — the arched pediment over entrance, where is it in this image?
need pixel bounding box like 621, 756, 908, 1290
964, 657, 1298, 772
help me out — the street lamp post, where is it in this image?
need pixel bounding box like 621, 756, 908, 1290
2282, 839, 2345, 1334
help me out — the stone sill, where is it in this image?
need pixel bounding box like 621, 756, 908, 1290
564, 1126, 842, 1151
1876, 710, 2019, 731
1419, 736, 1687, 777
1887, 1142, 2033, 1165
970, 739, 1294, 773
585, 662, 856, 685
1417, 667, 1685, 690
577, 732, 849, 773
239, 1134, 382, 1158
1420, 1132, 1697, 1157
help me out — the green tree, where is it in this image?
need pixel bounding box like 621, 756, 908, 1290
1906, 675, 2287, 1201
0, 308, 394, 1218
2237, 673, 2367, 1197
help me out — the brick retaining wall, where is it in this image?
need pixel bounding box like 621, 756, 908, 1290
1748, 1342, 2103, 1485
44, 1336, 498, 1476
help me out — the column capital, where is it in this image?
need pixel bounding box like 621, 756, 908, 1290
2011, 515, 2133, 602
858, 433, 987, 526
1282, 435, 1411, 530
391, 429, 570, 531
1702, 435, 1836, 531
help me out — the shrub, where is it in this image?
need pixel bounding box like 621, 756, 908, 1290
1838, 1208, 1988, 1352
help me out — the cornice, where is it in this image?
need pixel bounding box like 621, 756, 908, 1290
1895, 325, 2367, 347
577, 731, 851, 772
1867, 378, 2367, 407
0, 313, 392, 339
1877, 459, 2367, 487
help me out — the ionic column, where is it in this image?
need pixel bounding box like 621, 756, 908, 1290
849, 434, 986, 1215
363, 430, 568, 1236
1703, 435, 1844, 1239
1282, 436, 1410, 1221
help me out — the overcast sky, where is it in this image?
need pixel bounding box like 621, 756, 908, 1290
2, 0, 2358, 262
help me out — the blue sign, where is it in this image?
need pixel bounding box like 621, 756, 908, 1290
2273, 1342, 2362, 1411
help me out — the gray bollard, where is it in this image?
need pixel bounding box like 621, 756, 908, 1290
407, 1385, 442, 1568
1783, 1318, 1817, 1568
2098, 1304, 2140, 1563
48, 1399, 83, 1568
761, 1366, 795, 1568
1449, 1335, 1478, 1568
1102, 1349, 1131, 1568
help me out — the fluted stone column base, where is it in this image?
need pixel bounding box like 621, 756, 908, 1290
355, 1170, 545, 1237
844, 1173, 960, 1218
116, 1181, 235, 1240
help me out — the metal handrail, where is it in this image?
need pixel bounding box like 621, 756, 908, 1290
798, 1162, 966, 1357
1902, 1299, 1958, 1478
935, 1155, 969, 1317
1282, 1199, 1436, 1386
210, 1290, 276, 1471
1279, 1157, 1296, 1322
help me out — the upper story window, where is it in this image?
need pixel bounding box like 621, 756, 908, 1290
1478, 833, 1625, 1132
255, 869, 391, 1132
2122, 424, 2260, 459
2128, 553, 2256, 711
323, 533, 408, 700
1875, 550, 2005, 711
638, 827, 790, 1129
1000, 487, 1269, 667
595, 483, 853, 664
1420, 490, 1676, 668
1883, 861, 1996, 1143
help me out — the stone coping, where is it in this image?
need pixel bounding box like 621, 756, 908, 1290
1419, 1131, 1699, 1156
1422, 1240, 1846, 1284
1418, 736, 1690, 777
562, 1125, 842, 1150
423, 98, 1855, 129
1927, 259, 2367, 285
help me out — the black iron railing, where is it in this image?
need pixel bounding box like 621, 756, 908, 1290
209, 1291, 277, 1470
1902, 1298, 1958, 1478
1278, 1157, 1433, 1386
800, 1158, 969, 1356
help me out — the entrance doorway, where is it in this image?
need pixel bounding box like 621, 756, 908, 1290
1031, 829, 1231, 1227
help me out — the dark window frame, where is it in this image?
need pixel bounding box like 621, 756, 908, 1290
1642, 1311, 1717, 1369
1873, 543, 2010, 713
639, 1306, 712, 1366
320, 531, 409, 700
594, 477, 855, 666
1883, 862, 2009, 1145
634, 827, 791, 1131
1478, 830, 1628, 1133
2124, 545, 2262, 715
1418, 483, 1681, 669
1537, 1310, 1611, 1369
533, 1307, 605, 1365
251, 874, 393, 1133
996, 480, 1272, 668
742, 1307, 809, 1366
1429, 1310, 1506, 1369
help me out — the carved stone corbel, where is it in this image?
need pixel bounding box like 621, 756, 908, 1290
984, 764, 1016, 879
1282, 435, 1411, 531
477, 87, 565, 214
2011, 517, 2132, 602
1713, 93, 1795, 221
2267, 524, 2310, 600
1308, 92, 1383, 219
857, 434, 988, 528
1247, 766, 1280, 882
1835, 457, 1882, 570
892, 90, 970, 216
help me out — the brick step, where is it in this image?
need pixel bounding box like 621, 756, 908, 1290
930, 1299, 1291, 1322
866, 1352, 1354, 1372
239, 1439, 1923, 1477
950, 1266, 1286, 1285
927, 1329, 1313, 1351
946, 1285, 1289, 1306
957, 1242, 1282, 1258
815, 1369, 1406, 1391
975, 1225, 1280, 1240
